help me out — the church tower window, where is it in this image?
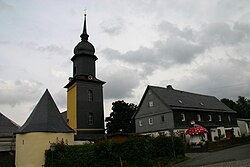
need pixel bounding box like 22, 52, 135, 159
88, 112, 94, 125
88, 90, 93, 101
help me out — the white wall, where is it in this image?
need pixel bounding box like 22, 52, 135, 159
237, 120, 249, 136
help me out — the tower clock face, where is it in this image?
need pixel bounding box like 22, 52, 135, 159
88, 75, 93, 80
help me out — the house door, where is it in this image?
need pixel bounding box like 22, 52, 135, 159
225, 129, 233, 139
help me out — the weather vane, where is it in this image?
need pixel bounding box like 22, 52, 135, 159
84, 9, 87, 16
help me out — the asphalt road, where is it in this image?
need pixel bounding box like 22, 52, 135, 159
174, 144, 250, 167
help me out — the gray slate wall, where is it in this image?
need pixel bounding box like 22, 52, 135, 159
135, 89, 174, 134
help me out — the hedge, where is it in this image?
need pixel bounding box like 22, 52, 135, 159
44, 136, 185, 167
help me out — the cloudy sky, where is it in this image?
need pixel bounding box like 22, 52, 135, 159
1, 0, 250, 125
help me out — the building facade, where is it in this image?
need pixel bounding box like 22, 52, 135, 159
134, 85, 240, 141
65, 14, 105, 141
15, 90, 74, 167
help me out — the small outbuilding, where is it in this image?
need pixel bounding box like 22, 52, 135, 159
237, 118, 250, 136
15, 89, 74, 167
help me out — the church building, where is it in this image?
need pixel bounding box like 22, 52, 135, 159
64, 13, 106, 141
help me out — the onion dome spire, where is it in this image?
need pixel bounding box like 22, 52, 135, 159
80, 12, 89, 41
73, 10, 95, 56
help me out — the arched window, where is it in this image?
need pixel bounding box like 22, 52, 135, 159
88, 90, 93, 101
88, 112, 94, 125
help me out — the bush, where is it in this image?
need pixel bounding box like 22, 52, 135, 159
44, 136, 185, 167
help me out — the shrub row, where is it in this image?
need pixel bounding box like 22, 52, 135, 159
44, 136, 185, 167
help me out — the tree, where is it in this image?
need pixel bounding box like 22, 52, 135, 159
221, 96, 250, 119
221, 98, 238, 111
105, 100, 138, 134
237, 96, 250, 118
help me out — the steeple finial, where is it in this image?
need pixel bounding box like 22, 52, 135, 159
80, 9, 89, 41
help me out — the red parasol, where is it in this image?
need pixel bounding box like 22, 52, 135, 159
185, 125, 208, 136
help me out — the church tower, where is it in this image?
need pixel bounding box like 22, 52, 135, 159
65, 13, 105, 141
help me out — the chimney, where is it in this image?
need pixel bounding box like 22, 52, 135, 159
166, 85, 173, 89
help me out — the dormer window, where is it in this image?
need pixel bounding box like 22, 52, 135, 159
178, 100, 183, 104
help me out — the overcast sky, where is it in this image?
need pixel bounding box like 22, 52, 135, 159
1, 0, 250, 125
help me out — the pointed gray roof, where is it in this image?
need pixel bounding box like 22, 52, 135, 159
16, 89, 73, 134
0, 112, 19, 137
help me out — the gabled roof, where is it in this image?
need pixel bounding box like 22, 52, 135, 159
16, 89, 73, 134
0, 112, 19, 137
135, 85, 236, 117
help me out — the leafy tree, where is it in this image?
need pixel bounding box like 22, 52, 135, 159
221, 96, 250, 119
221, 98, 239, 111
237, 96, 250, 118
105, 100, 137, 134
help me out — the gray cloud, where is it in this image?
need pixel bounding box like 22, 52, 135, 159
102, 21, 250, 80
170, 57, 250, 101
0, 0, 13, 12
37, 44, 70, 55
0, 79, 43, 107
100, 17, 125, 36
54, 89, 67, 111
198, 22, 247, 47
102, 36, 204, 77
102, 66, 140, 99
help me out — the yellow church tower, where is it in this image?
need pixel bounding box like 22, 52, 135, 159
65, 13, 105, 141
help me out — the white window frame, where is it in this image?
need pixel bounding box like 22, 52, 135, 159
208, 115, 212, 121
228, 115, 231, 122
218, 115, 222, 122
139, 120, 143, 127
148, 101, 154, 107
197, 114, 201, 121
181, 114, 185, 121
149, 118, 153, 125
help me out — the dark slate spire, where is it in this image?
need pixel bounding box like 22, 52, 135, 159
80, 13, 89, 41
16, 89, 73, 134
73, 12, 95, 56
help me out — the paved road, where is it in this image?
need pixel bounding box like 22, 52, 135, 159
174, 144, 250, 167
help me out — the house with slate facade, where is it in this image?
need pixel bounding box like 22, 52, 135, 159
134, 85, 240, 141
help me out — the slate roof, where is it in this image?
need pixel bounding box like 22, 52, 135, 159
0, 112, 19, 137
16, 89, 74, 134
61, 111, 67, 123
138, 85, 236, 114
